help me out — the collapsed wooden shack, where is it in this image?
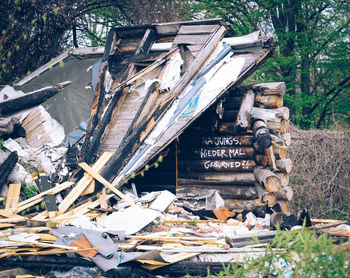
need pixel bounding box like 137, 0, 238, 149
82, 19, 291, 212
4, 19, 347, 277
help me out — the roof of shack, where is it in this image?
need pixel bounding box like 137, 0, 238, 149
82, 19, 274, 188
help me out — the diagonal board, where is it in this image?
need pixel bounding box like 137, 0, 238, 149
58, 152, 114, 213
78, 162, 136, 207
17, 182, 73, 213
101, 26, 226, 184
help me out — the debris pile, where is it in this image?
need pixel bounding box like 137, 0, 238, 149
0, 19, 348, 277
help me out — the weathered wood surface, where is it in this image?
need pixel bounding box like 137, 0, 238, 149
218, 122, 253, 135
282, 133, 291, 146
255, 182, 276, 207
250, 107, 289, 122
178, 172, 256, 185
235, 89, 255, 133
180, 146, 255, 160
266, 120, 286, 133
276, 186, 293, 201
173, 34, 210, 45
177, 184, 258, 199
178, 25, 219, 35
101, 27, 227, 183
255, 95, 283, 108
275, 158, 293, 173
224, 199, 259, 211
275, 172, 289, 187
252, 82, 286, 95
179, 159, 256, 172
254, 166, 281, 193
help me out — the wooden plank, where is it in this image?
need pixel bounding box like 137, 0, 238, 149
5, 184, 21, 212
81, 152, 114, 195
141, 252, 200, 270
58, 152, 114, 213
78, 163, 136, 207
178, 25, 218, 35
185, 44, 202, 53
173, 34, 210, 45
17, 182, 74, 213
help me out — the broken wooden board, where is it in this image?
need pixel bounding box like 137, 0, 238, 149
17, 182, 74, 213
58, 152, 113, 214
5, 184, 21, 213
78, 162, 136, 207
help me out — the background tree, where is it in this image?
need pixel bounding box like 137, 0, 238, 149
0, 0, 190, 85
194, 0, 350, 128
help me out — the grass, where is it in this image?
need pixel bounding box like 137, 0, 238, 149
208, 228, 350, 277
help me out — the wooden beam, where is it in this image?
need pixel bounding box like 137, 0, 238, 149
58, 152, 114, 213
78, 162, 136, 207
5, 184, 21, 213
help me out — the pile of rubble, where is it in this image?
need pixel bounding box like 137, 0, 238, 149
0, 142, 348, 276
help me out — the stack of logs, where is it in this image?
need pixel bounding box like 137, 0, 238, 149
177, 82, 293, 213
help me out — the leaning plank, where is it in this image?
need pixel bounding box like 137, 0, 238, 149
5, 184, 21, 213
17, 182, 74, 213
58, 152, 114, 213
235, 89, 255, 133
78, 162, 136, 207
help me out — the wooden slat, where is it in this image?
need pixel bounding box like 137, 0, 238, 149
17, 182, 74, 213
5, 184, 21, 212
58, 152, 114, 213
178, 25, 218, 35
174, 34, 210, 45
78, 162, 136, 207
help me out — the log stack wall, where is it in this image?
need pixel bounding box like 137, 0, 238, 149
177, 82, 293, 213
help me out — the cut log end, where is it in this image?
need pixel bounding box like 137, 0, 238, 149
265, 176, 281, 193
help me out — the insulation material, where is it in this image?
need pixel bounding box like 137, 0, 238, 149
21, 105, 65, 148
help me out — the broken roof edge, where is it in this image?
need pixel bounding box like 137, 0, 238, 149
15, 47, 104, 86
111, 18, 234, 38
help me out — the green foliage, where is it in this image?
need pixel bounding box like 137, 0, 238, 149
208, 229, 350, 277
193, 0, 350, 129
21, 182, 39, 199
0, 139, 6, 151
